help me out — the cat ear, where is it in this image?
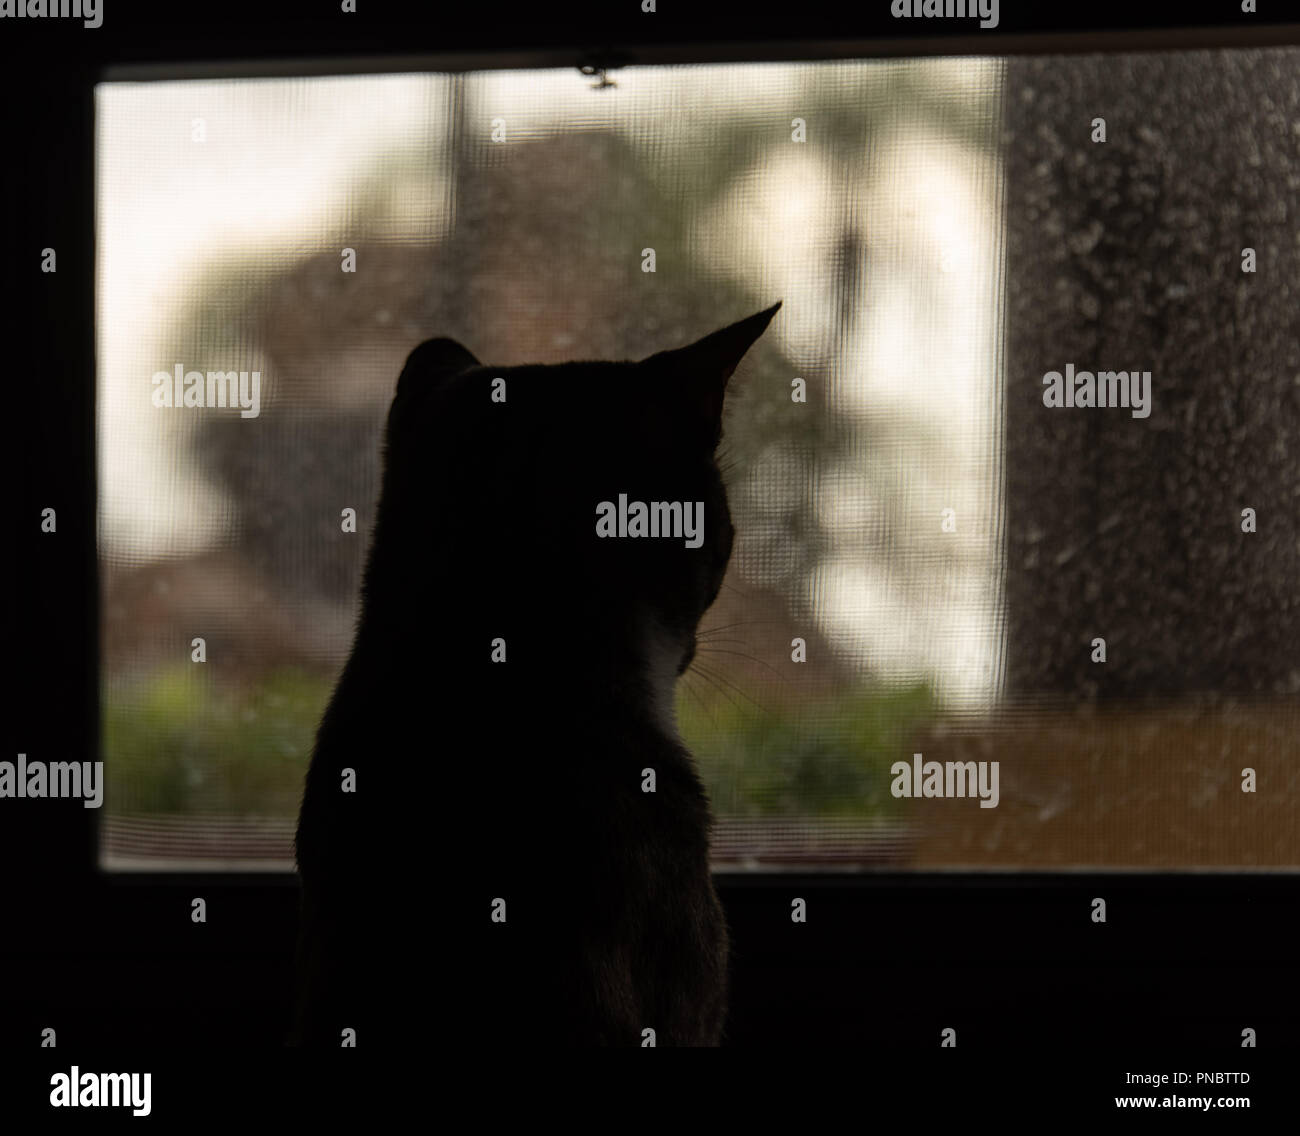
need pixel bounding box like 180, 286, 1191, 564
643, 302, 782, 441
395, 337, 480, 400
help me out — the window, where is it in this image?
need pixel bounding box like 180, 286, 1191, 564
96, 48, 1298, 871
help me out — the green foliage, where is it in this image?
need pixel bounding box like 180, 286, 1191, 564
103, 663, 935, 824
102, 666, 333, 816
680, 681, 936, 819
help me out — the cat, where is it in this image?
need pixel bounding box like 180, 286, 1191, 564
291, 302, 781, 1048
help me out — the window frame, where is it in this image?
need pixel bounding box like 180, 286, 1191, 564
11, 10, 1300, 1047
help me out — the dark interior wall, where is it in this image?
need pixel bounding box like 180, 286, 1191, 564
1004, 50, 1300, 701
3, 9, 1300, 1119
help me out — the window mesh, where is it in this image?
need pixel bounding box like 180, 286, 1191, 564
97, 51, 1298, 870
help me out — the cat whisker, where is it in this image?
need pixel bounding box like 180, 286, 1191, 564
689, 660, 769, 716
678, 673, 720, 732
684, 663, 749, 717
694, 645, 790, 685
696, 618, 785, 638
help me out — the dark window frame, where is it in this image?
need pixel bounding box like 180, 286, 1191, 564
10, 8, 1300, 1047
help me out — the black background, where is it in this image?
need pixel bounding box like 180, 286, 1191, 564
2, 0, 1295, 1120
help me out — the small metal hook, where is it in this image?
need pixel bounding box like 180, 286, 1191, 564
579, 64, 618, 90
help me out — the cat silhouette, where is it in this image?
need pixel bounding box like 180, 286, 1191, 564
293, 303, 781, 1047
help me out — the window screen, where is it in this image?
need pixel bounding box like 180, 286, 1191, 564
96, 49, 1298, 870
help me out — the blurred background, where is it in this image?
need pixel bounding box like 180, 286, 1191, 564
95, 50, 1300, 871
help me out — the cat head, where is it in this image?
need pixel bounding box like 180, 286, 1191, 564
372, 303, 782, 696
